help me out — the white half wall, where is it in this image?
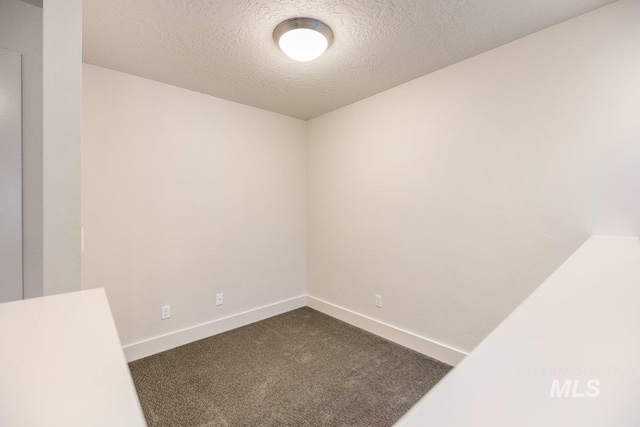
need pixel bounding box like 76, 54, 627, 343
82, 64, 307, 348
306, 0, 640, 355
396, 236, 640, 426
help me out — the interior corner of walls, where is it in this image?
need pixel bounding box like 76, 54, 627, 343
303, 0, 640, 371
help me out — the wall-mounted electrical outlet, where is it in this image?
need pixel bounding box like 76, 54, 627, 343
216, 293, 224, 306
161, 305, 171, 320
375, 294, 382, 308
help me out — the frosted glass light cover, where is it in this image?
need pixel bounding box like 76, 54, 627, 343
278, 28, 329, 62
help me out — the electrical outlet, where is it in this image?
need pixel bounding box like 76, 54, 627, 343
375, 294, 382, 308
161, 305, 171, 320
216, 293, 224, 306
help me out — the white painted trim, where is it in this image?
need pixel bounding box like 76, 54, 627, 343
307, 295, 467, 366
123, 295, 306, 362
123, 294, 466, 365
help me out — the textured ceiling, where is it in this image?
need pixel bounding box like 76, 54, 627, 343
83, 0, 616, 120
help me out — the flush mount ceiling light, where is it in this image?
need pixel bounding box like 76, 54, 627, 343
273, 17, 333, 62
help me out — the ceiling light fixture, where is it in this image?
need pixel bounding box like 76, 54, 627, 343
273, 17, 333, 62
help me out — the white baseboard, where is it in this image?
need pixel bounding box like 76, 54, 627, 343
307, 295, 467, 366
123, 295, 306, 362
123, 294, 466, 366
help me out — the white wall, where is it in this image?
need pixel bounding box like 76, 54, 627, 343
82, 64, 307, 347
307, 0, 640, 355
82, 0, 640, 360
0, 0, 43, 299
43, 0, 82, 296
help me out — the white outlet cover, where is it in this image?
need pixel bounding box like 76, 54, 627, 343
216, 293, 223, 306
161, 305, 171, 320
375, 294, 382, 308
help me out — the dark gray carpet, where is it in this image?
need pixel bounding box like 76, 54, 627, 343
129, 307, 452, 427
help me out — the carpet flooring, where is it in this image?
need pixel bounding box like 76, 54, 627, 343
129, 307, 452, 427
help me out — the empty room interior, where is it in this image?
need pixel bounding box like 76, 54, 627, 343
2, 0, 640, 425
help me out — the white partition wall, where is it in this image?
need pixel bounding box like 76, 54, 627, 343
0, 289, 147, 425
0, 48, 23, 303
